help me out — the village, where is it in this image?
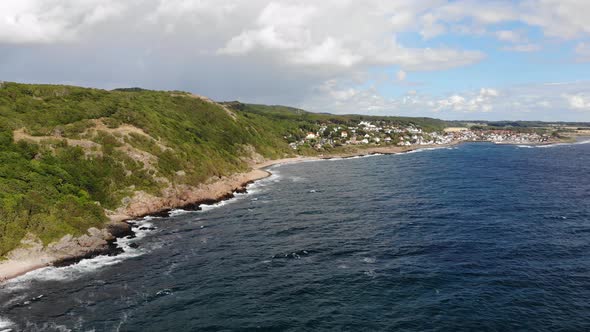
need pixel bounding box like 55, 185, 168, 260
287, 121, 553, 151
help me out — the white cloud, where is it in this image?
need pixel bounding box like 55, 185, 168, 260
495, 30, 524, 43
421, 0, 590, 41
564, 93, 590, 110
397, 70, 407, 81
420, 13, 447, 39
521, 0, 590, 39
294, 38, 363, 67
502, 44, 542, 52
148, 0, 237, 22
0, 0, 589, 122
435, 88, 499, 113
302, 80, 590, 120
0, 0, 127, 43
218, 1, 485, 71
575, 42, 590, 62
493, 30, 542, 53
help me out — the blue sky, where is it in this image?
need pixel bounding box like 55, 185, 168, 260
1, 0, 590, 121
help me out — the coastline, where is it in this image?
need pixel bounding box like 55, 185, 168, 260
0, 139, 548, 283
0, 143, 462, 283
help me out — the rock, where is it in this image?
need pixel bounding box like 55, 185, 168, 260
106, 221, 133, 238
87, 227, 103, 238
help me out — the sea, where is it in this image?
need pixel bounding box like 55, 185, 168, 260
1, 140, 590, 331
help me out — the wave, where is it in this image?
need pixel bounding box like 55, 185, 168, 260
326, 153, 385, 162
199, 197, 240, 212
2, 218, 157, 290
0, 317, 14, 330
169, 175, 272, 216
345, 153, 384, 159
401, 146, 450, 154
168, 209, 193, 217
247, 169, 282, 194
517, 139, 590, 149
3, 171, 271, 287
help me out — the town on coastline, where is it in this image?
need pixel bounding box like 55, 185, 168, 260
288, 120, 557, 151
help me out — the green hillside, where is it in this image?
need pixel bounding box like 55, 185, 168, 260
0, 83, 294, 255
0, 82, 454, 256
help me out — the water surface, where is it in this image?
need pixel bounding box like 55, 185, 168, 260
2, 141, 590, 331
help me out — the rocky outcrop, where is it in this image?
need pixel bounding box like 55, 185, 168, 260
0, 167, 270, 282
108, 168, 271, 222
0, 221, 131, 282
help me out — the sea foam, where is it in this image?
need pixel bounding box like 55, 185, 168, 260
402, 146, 449, 154
3, 218, 156, 290
0, 317, 14, 330
4, 171, 271, 287
518, 139, 590, 149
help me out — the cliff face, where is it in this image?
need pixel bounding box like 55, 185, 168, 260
108, 168, 271, 222
0, 81, 455, 276
0, 82, 293, 259
0, 221, 131, 281
0, 164, 270, 281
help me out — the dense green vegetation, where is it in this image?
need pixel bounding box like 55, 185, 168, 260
0, 82, 295, 256
229, 103, 449, 133
1, 82, 585, 257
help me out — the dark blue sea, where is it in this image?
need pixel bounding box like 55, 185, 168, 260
2, 140, 590, 331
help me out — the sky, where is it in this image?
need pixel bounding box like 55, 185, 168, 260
1, 1, 590, 121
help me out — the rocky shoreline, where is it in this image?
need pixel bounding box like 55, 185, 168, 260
0, 166, 275, 283
0, 141, 478, 283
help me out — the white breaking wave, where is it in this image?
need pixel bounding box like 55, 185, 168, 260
327, 153, 384, 161
199, 197, 239, 212
401, 146, 449, 154
171, 173, 266, 214
247, 169, 282, 195
0, 317, 14, 330
3, 218, 156, 290
517, 139, 590, 149
345, 153, 384, 160
168, 209, 193, 217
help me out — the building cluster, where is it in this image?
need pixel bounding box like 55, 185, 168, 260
445, 129, 550, 144
287, 121, 552, 150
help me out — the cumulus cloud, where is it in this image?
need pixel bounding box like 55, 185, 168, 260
396, 70, 407, 81
521, 0, 590, 39
564, 93, 590, 110
218, 1, 485, 71
435, 88, 499, 113
0, 0, 127, 43
0, 0, 589, 121
575, 42, 590, 62
300, 80, 590, 121
502, 44, 542, 52
495, 30, 524, 43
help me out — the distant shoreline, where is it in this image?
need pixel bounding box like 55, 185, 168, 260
0, 138, 580, 283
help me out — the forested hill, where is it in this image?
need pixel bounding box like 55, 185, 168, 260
0, 82, 450, 256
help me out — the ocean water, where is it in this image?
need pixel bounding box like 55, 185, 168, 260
1, 141, 590, 331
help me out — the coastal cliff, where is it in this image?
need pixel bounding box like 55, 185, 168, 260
0, 166, 271, 282
0, 82, 575, 281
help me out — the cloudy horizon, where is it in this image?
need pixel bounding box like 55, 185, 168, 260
1, 0, 590, 121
